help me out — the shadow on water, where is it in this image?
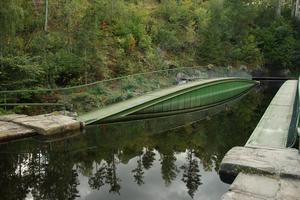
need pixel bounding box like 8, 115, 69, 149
0, 81, 282, 200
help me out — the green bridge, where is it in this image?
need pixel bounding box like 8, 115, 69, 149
0, 67, 256, 125
78, 77, 256, 124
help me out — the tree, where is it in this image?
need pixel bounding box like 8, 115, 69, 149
44, 0, 48, 32
180, 149, 201, 198
0, 0, 24, 54
88, 162, 107, 190
142, 148, 156, 170
255, 17, 297, 69
292, 0, 300, 19
105, 154, 121, 194
0, 55, 44, 90
160, 152, 179, 186
132, 156, 145, 185
276, 0, 282, 16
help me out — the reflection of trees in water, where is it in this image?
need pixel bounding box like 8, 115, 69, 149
160, 152, 179, 186
0, 152, 28, 200
105, 154, 121, 194
132, 155, 145, 185
89, 162, 107, 190
0, 146, 80, 200
29, 150, 80, 200
132, 147, 156, 186
88, 153, 121, 194
38, 151, 79, 200
180, 149, 201, 198
0, 86, 274, 199
142, 148, 156, 170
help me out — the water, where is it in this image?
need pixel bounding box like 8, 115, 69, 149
0, 81, 282, 200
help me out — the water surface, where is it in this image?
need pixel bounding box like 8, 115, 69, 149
0, 81, 282, 200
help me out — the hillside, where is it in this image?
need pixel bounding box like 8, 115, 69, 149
0, 0, 300, 90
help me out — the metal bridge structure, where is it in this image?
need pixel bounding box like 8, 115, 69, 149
0, 67, 257, 125
78, 77, 256, 124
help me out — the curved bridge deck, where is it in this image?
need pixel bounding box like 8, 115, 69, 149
77, 77, 256, 125
0, 76, 256, 141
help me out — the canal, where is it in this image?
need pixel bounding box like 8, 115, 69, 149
0, 81, 282, 200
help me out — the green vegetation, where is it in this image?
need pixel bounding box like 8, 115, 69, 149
1, 0, 299, 91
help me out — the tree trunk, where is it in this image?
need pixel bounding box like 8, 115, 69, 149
292, 0, 295, 17
276, 0, 282, 16
292, 0, 300, 19
44, 0, 48, 32
296, 0, 300, 19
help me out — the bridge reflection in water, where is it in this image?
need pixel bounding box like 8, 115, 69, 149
0, 82, 281, 200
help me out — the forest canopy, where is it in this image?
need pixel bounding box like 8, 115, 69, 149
0, 0, 300, 90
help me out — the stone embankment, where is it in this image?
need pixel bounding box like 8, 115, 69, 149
0, 113, 83, 141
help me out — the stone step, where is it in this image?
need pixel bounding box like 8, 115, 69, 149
0, 113, 82, 138
219, 146, 300, 184
0, 121, 36, 141
222, 173, 300, 200
12, 114, 81, 135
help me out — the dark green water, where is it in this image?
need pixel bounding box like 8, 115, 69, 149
0, 82, 282, 200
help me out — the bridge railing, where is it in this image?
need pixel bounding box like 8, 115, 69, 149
297, 76, 300, 152
0, 66, 251, 115
285, 76, 300, 150
286, 77, 300, 148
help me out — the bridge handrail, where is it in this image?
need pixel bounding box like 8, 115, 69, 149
297, 76, 300, 135
0, 66, 251, 115
1, 67, 192, 94
289, 76, 300, 149
0, 66, 250, 94
298, 76, 300, 151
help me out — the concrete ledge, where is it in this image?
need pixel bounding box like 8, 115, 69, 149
246, 80, 297, 148
219, 146, 300, 183
0, 113, 82, 137
0, 121, 36, 141
219, 80, 300, 200
0, 114, 28, 122
12, 114, 81, 135
222, 173, 300, 200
